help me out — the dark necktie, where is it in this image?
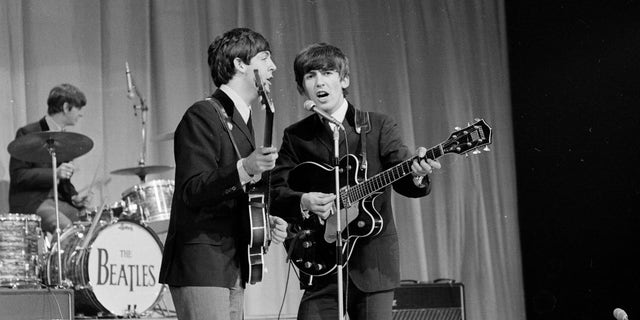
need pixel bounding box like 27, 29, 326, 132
247, 113, 254, 136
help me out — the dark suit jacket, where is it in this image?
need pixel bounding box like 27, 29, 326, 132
159, 89, 257, 287
270, 103, 430, 293
9, 117, 78, 214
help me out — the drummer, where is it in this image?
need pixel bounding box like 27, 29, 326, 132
8, 83, 90, 234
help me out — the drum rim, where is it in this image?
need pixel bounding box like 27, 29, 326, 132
121, 179, 175, 197
0, 213, 41, 221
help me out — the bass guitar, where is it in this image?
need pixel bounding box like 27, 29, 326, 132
246, 70, 275, 284
284, 119, 492, 277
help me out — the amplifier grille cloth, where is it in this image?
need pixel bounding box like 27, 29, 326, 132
392, 307, 462, 320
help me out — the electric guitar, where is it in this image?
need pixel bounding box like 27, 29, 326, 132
284, 119, 492, 277
246, 70, 275, 284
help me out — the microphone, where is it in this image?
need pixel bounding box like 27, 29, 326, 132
303, 100, 344, 130
125, 61, 136, 100
614, 308, 629, 320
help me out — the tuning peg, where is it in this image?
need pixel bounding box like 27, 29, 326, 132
454, 126, 461, 131
472, 149, 481, 155
483, 146, 491, 152
474, 118, 480, 122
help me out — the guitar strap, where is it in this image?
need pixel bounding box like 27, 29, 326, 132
207, 97, 266, 202
206, 98, 243, 160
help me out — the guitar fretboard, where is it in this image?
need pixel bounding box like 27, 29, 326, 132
344, 144, 444, 205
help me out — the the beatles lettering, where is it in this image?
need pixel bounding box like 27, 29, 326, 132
96, 248, 157, 291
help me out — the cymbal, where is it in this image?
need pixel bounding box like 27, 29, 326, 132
110, 165, 173, 177
153, 131, 174, 141
7, 131, 94, 163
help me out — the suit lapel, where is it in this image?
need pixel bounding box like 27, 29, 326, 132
314, 115, 334, 154
212, 90, 256, 149
39, 117, 49, 131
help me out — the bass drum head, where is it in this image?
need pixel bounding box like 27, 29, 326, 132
87, 221, 164, 316
46, 221, 164, 317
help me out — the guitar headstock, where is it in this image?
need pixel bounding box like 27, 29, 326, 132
253, 70, 275, 114
442, 119, 492, 155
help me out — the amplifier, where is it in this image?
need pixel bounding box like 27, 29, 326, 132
0, 288, 74, 320
392, 282, 465, 320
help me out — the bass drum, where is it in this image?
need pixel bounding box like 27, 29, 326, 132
46, 220, 164, 317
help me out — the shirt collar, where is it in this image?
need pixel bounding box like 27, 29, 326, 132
220, 84, 251, 123
327, 98, 349, 129
45, 115, 65, 132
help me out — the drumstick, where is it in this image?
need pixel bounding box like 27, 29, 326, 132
77, 161, 111, 205
84, 161, 101, 203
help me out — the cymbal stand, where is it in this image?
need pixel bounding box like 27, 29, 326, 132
46, 138, 64, 288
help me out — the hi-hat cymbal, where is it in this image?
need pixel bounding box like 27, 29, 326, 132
8, 131, 94, 163
110, 165, 173, 177
153, 131, 174, 141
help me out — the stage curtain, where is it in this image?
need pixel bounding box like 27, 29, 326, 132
0, 0, 523, 319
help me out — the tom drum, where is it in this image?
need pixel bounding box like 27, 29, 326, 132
121, 179, 174, 224
0, 213, 42, 288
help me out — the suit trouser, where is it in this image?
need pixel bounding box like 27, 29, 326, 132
169, 277, 244, 320
36, 197, 80, 234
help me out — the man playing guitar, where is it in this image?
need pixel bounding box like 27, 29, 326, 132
270, 43, 441, 320
159, 28, 287, 320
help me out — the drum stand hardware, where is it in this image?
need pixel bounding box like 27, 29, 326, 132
46, 139, 68, 289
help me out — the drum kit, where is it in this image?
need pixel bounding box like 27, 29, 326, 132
1, 79, 178, 317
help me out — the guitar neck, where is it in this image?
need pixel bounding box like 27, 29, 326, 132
345, 144, 444, 205
263, 109, 274, 148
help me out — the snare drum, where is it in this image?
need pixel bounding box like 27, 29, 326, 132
45, 220, 164, 316
0, 213, 43, 288
122, 179, 174, 223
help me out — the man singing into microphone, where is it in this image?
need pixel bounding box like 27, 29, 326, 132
159, 27, 287, 320
270, 43, 442, 319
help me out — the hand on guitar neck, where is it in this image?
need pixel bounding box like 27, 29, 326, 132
243, 146, 278, 177
410, 146, 442, 183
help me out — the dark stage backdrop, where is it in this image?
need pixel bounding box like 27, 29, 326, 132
507, 1, 640, 320
0, 1, 521, 319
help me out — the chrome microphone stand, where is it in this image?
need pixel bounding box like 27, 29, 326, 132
126, 61, 150, 182
331, 126, 346, 320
